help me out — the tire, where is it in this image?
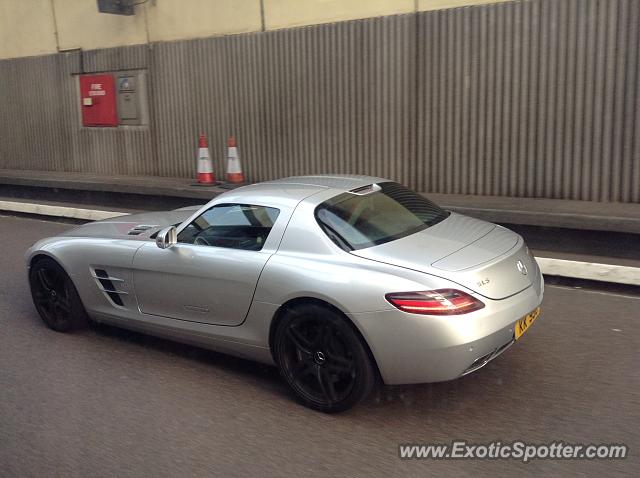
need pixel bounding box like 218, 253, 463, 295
273, 303, 377, 413
29, 257, 88, 333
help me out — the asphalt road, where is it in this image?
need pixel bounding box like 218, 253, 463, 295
1, 214, 638, 477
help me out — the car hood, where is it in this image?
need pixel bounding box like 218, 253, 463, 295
351, 213, 536, 299
58, 206, 202, 240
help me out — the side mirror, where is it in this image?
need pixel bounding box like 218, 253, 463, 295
156, 226, 177, 249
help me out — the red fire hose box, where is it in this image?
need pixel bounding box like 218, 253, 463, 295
79, 74, 118, 127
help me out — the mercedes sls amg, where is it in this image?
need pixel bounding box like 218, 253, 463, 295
27, 175, 543, 412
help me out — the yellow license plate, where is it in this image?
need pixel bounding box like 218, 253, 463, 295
514, 307, 541, 340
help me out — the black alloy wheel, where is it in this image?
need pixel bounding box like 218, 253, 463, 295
29, 257, 88, 332
274, 304, 376, 412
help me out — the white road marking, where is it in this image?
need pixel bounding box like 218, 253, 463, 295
537, 257, 640, 286
0, 200, 127, 221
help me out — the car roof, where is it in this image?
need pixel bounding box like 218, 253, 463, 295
213, 175, 390, 209
261, 174, 388, 191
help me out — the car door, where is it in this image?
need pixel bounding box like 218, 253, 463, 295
132, 203, 281, 326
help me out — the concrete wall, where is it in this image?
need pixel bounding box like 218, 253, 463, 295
0, 0, 514, 59
146, 0, 262, 42
418, 0, 512, 11
54, 0, 148, 51
263, 0, 414, 29
0, 0, 57, 58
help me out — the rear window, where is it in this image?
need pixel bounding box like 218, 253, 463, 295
315, 182, 449, 251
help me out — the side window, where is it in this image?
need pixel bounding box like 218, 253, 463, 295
177, 204, 280, 251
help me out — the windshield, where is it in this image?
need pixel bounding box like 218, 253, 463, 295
315, 182, 449, 251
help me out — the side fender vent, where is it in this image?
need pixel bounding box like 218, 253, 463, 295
94, 269, 125, 306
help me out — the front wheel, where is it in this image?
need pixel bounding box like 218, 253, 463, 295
29, 257, 88, 333
273, 304, 377, 412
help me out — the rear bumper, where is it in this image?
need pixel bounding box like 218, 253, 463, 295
348, 274, 544, 385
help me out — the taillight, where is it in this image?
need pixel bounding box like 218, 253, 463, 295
385, 289, 485, 315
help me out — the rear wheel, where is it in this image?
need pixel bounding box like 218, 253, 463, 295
29, 257, 88, 332
274, 304, 376, 412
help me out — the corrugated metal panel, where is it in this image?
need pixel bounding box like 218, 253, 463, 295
0, 48, 154, 177
146, 15, 416, 183
247, 15, 416, 183
0, 0, 638, 203
416, 0, 640, 202
0, 53, 76, 173
82, 44, 149, 73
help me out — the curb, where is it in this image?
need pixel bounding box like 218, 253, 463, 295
2, 200, 639, 287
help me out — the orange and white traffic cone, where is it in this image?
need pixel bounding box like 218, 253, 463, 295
226, 136, 245, 184
197, 133, 215, 184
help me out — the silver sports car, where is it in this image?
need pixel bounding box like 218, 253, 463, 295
26, 175, 543, 412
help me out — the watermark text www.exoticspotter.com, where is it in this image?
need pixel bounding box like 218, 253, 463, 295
398, 441, 628, 463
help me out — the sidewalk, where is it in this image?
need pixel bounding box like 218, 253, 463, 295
0, 169, 225, 201
1, 169, 640, 234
